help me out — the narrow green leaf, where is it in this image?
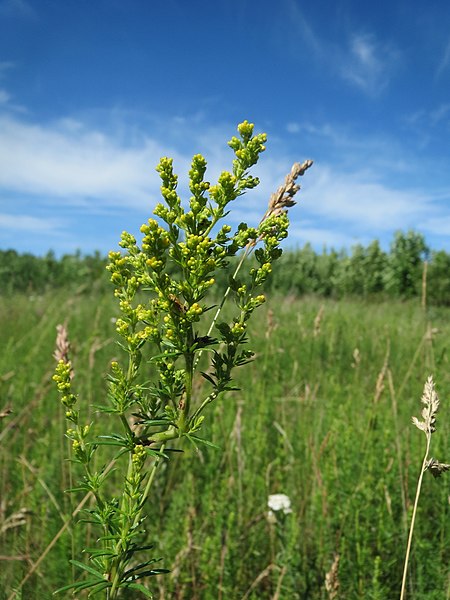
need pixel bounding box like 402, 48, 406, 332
127, 568, 170, 580
200, 371, 216, 385
84, 548, 116, 558
70, 559, 104, 578
86, 580, 111, 594
54, 577, 105, 594
134, 418, 170, 427
123, 559, 160, 577
54, 581, 89, 594
185, 434, 220, 450
125, 583, 154, 597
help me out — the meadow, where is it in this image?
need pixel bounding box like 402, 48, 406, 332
0, 288, 448, 599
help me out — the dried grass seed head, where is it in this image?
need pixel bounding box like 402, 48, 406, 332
325, 553, 340, 600
425, 457, 450, 478
54, 323, 74, 379
412, 375, 440, 435
264, 159, 313, 222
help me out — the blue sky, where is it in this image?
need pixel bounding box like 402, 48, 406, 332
1, 0, 450, 256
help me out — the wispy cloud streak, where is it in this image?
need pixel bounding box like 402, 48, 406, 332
0, 115, 171, 207
341, 33, 398, 95
0, 211, 64, 235
1, 106, 449, 254
436, 38, 450, 78
283, 1, 399, 95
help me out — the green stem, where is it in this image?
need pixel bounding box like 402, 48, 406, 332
151, 425, 179, 444
207, 247, 250, 337
135, 443, 166, 522
399, 433, 431, 600
190, 390, 219, 424
119, 412, 134, 439
77, 432, 105, 511
194, 244, 251, 372
107, 456, 135, 599
107, 445, 166, 599
183, 327, 195, 422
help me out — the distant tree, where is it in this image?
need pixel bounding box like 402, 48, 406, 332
0, 248, 109, 294
0, 231, 446, 303
384, 231, 428, 298
363, 240, 387, 295
427, 250, 450, 306
328, 241, 388, 298
316, 247, 341, 297
273, 243, 319, 294
335, 244, 365, 296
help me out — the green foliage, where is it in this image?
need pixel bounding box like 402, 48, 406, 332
1, 122, 449, 599
0, 249, 108, 294
384, 231, 429, 298
51, 121, 291, 597
335, 240, 388, 296
4, 231, 450, 306
426, 250, 450, 306
1, 292, 449, 598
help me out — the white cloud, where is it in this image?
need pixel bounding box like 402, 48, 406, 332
284, 120, 352, 149
303, 164, 434, 230
286, 122, 300, 134
0, 211, 64, 234
0, 66, 26, 113
212, 153, 447, 251
1, 106, 449, 255
421, 216, 450, 237
281, 116, 450, 249
283, 119, 417, 177
0, 114, 181, 208
405, 103, 450, 129
0, 89, 10, 104
341, 33, 398, 95
0, 112, 284, 217
430, 103, 450, 125
401, 103, 450, 152
284, 0, 322, 58
283, 2, 398, 95
288, 223, 359, 249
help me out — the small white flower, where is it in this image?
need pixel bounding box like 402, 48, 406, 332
267, 493, 292, 515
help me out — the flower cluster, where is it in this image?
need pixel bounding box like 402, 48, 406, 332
104, 121, 290, 445
52, 121, 306, 597
268, 493, 292, 515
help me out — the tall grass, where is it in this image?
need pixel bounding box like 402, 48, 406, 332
0, 291, 449, 598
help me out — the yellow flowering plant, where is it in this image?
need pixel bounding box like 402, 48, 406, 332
53, 121, 300, 598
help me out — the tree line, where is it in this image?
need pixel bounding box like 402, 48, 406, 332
1, 230, 450, 305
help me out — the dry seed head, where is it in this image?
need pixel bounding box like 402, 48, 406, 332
373, 342, 389, 404
425, 457, 450, 478
0, 405, 12, 419
54, 324, 74, 379
263, 159, 313, 222
351, 347, 361, 368
325, 553, 340, 600
246, 159, 312, 250
384, 485, 392, 516
0, 508, 32, 534
313, 305, 324, 337
265, 308, 277, 339
412, 375, 440, 435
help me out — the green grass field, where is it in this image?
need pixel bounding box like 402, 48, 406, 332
0, 290, 449, 599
